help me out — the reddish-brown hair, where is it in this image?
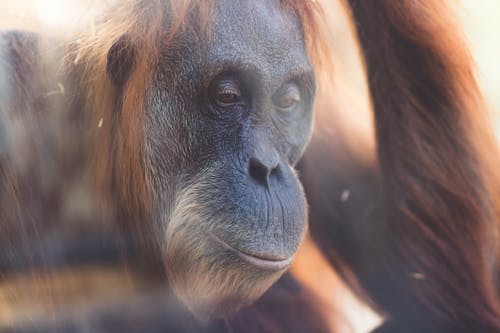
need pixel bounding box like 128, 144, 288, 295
303, 0, 500, 331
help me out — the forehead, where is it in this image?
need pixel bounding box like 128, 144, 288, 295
206, 0, 311, 77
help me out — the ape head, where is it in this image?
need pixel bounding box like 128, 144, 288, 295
105, 0, 316, 321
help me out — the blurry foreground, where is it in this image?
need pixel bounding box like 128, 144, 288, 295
0, 1, 499, 333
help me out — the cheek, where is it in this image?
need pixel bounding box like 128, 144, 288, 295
286, 124, 313, 165
144, 98, 200, 178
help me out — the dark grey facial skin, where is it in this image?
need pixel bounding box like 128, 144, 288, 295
143, 0, 316, 321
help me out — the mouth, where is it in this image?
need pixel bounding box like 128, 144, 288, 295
209, 233, 294, 271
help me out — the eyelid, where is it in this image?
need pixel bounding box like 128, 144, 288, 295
284, 85, 300, 100
273, 83, 301, 109
277, 83, 300, 98
212, 77, 245, 107
219, 87, 240, 96
218, 79, 239, 91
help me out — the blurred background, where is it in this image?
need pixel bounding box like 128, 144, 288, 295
0, 1, 499, 332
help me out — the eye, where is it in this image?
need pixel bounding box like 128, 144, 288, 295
212, 79, 244, 107
274, 84, 301, 111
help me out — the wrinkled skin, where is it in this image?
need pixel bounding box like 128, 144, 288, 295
141, 0, 315, 320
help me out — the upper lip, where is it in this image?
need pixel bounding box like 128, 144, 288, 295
209, 233, 294, 271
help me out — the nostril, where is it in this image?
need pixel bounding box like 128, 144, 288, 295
249, 157, 277, 186
249, 158, 269, 186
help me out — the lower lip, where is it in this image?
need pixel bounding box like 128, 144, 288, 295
209, 233, 294, 271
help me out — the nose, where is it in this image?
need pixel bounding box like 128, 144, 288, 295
248, 150, 280, 187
